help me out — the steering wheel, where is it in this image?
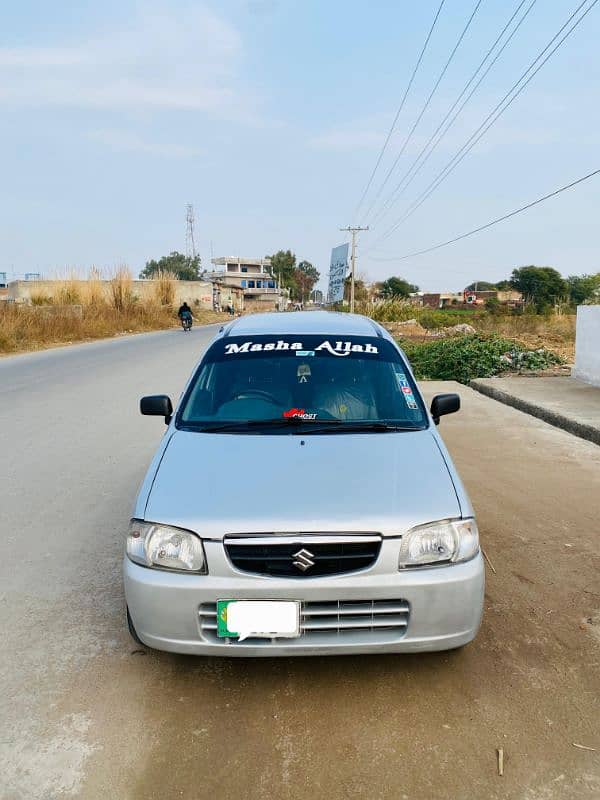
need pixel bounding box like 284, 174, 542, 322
231, 389, 280, 404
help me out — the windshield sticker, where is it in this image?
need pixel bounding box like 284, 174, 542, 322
402, 390, 418, 409
314, 340, 378, 357
224, 340, 378, 356
283, 408, 317, 420
394, 369, 411, 389
296, 350, 315, 357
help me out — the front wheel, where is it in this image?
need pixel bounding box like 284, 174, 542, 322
127, 607, 144, 645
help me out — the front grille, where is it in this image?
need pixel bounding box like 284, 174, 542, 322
198, 599, 410, 646
224, 535, 381, 578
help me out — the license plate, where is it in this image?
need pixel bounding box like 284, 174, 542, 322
217, 600, 300, 641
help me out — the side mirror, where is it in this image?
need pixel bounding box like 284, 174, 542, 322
430, 393, 460, 425
140, 395, 173, 424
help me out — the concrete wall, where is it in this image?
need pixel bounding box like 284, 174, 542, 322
573, 306, 600, 386
8, 279, 217, 309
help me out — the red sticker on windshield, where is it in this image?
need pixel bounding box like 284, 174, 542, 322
283, 408, 317, 420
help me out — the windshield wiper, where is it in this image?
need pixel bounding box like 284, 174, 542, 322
307, 422, 421, 433
191, 417, 343, 433
189, 418, 420, 433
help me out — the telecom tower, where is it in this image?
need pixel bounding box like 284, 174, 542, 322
185, 204, 197, 260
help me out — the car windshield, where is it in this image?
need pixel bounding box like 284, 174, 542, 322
177, 334, 427, 432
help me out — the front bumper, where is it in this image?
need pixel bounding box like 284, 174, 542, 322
124, 538, 485, 656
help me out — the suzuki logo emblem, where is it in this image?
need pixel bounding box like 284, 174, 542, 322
292, 548, 315, 572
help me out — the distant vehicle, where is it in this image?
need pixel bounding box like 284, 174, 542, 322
125, 311, 484, 656
180, 313, 192, 332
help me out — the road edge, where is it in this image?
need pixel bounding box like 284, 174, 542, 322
0, 322, 226, 364
470, 379, 600, 447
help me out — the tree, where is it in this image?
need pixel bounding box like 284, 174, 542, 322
269, 250, 297, 294
485, 296, 503, 315
495, 279, 513, 291
294, 261, 320, 303
567, 273, 600, 305
381, 276, 419, 299
140, 251, 201, 281
465, 280, 496, 291
343, 277, 369, 303
510, 266, 568, 312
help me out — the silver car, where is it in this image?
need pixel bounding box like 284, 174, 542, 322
124, 311, 484, 656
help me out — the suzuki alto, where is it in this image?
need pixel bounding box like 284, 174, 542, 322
124, 311, 484, 655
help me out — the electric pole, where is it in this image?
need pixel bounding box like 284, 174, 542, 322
339, 226, 369, 313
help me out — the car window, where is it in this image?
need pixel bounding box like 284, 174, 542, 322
178, 334, 427, 430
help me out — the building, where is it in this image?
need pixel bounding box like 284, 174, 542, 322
420, 292, 464, 309
206, 257, 285, 311
463, 289, 523, 308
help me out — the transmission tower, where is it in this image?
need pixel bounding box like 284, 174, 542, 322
185, 204, 197, 259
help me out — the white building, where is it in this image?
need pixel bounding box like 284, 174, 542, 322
206, 257, 285, 311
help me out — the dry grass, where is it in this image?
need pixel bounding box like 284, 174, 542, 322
0, 266, 230, 355
151, 271, 177, 307
0, 303, 230, 355
359, 300, 577, 362
109, 266, 135, 312
473, 313, 576, 362
84, 267, 104, 306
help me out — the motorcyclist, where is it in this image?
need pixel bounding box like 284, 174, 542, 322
177, 302, 193, 330
177, 302, 192, 321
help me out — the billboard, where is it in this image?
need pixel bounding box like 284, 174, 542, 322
327, 243, 349, 303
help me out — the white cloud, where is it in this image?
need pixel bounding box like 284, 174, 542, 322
0, 4, 254, 119
88, 129, 202, 158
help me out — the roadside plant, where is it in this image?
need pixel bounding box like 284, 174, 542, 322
110, 267, 135, 311
152, 270, 177, 306
399, 334, 561, 383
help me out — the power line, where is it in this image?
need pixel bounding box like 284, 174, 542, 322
363, 0, 484, 224
370, 0, 598, 249
369, 0, 536, 227
353, 0, 446, 220
371, 168, 600, 262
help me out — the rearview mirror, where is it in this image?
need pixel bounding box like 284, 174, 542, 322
430, 393, 460, 425
140, 395, 173, 424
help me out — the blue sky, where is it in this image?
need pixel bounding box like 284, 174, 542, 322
1, 0, 599, 291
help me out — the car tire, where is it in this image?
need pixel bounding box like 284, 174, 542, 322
127, 607, 144, 645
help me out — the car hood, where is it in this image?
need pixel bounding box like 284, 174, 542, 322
143, 429, 461, 539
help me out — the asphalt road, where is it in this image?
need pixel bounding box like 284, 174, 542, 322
1, 326, 599, 800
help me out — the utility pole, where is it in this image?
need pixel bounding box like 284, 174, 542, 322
339, 226, 369, 313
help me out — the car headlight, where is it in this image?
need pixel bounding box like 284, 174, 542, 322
127, 520, 206, 573
398, 518, 479, 568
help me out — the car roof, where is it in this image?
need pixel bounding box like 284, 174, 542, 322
221, 310, 389, 339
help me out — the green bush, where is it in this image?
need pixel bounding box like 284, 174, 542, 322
398, 334, 561, 383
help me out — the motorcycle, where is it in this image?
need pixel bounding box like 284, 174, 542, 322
180, 313, 193, 332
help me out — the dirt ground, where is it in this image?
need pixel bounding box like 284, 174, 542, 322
383, 315, 577, 364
